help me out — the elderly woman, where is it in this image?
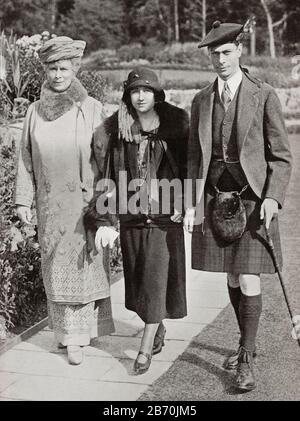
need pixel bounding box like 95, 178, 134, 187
89, 67, 189, 374
14, 36, 114, 365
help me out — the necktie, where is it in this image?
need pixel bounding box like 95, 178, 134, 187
221, 82, 231, 111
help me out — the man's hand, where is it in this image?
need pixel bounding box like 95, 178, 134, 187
16, 206, 33, 225
260, 198, 279, 229
184, 208, 196, 233
95, 226, 119, 251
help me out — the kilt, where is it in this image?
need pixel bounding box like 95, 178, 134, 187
120, 220, 187, 323
192, 170, 282, 274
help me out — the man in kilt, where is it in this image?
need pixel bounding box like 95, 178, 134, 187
184, 20, 292, 391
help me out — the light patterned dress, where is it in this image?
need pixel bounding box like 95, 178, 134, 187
14, 96, 114, 345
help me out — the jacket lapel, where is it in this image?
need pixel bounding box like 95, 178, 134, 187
237, 74, 260, 153
199, 81, 215, 175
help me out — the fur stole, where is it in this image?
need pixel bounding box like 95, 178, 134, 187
38, 77, 88, 121
107, 102, 189, 146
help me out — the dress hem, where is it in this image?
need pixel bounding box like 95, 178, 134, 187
46, 290, 111, 305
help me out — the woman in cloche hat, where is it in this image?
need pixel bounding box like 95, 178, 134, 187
89, 67, 189, 374
14, 36, 114, 365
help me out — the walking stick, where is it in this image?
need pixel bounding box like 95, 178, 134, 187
265, 226, 300, 347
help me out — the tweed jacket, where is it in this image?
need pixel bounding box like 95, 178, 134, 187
188, 70, 292, 209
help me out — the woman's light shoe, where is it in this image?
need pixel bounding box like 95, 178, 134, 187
67, 345, 83, 365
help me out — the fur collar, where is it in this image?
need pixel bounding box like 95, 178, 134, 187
38, 77, 88, 121
107, 102, 189, 145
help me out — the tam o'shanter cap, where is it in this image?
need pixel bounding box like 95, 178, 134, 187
198, 21, 243, 48
38, 36, 86, 63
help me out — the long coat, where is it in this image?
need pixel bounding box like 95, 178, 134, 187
188, 71, 292, 211
14, 97, 111, 304
91, 101, 189, 323
90, 101, 189, 226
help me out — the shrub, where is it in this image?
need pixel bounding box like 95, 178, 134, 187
117, 43, 143, 62
77, 70, 108, 103
84, 43, 299, 89
83, 48, 119, 69
0, 140, 45, 333
89, 42, 212, 71
0, 32, 47, 121
154, 42, 211, 68
241, 55, 293, 76
286, 123, 300, 134
163, 79, 210, 90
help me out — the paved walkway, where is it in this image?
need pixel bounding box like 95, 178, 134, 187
0, 233, 229, 401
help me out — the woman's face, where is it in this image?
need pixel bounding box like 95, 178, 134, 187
45, 59, 75, 92
130, 86, 155, 114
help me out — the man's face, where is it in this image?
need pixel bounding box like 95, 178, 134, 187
209, 42, 242, 80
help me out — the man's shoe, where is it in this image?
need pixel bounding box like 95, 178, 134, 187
152, 322, 166, 355
134, 351, 152, 375
67, 345, 83, 365
224, 345, 257, 370
235, 347, 256, 391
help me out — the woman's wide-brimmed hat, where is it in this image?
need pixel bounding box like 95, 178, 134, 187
38, 36, 86, 64
122, 67, 165, 103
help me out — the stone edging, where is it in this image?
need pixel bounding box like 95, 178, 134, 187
0, 317, 49, 357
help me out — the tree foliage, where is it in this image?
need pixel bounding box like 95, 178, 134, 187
0, 0, 299, 55
57, 0, 127, 51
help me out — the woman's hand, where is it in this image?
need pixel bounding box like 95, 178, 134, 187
170, 209, 183, 223
184, 208, 196, 233
260, 198, 279, 229
16, 206, 33, 225
95, 226, 119, 251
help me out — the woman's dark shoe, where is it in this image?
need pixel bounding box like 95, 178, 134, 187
152, 322, 166, 355
134, 351, 152, 375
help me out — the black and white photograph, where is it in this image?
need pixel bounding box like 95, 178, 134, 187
0, 0, 300, 404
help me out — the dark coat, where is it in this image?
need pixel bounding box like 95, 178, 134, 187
188, 71, 292, 210
87, 101, 189, 228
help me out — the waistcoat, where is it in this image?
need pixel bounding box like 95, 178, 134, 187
208, 84, 248, 188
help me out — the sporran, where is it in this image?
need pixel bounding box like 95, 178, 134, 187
211, 184, 248, 242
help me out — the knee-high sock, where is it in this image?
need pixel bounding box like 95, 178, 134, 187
239, 292, 262, 352
227, 284, 242, 335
